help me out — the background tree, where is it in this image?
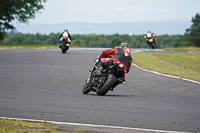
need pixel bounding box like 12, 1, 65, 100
180, 13, 200, 47
74, 39, 81, 47
111, 37, 122, 47
0, 0, 47, 41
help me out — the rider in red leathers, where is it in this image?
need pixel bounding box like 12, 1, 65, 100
97, 43, 132, 90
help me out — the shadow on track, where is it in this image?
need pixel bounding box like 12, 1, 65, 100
83, 93, 143, 97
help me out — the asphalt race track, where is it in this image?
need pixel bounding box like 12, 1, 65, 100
0, 49, 200, 133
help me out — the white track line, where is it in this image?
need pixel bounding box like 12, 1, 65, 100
132, 63, 200, 85
0, 117, 189, 133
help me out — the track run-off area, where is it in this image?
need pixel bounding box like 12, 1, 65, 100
0, 49, 200, 133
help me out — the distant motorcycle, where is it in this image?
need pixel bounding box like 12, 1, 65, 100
147, 37, 155, 49
82, 58, 125, 96
144, 35, 156, 49
60, 37, 70, 53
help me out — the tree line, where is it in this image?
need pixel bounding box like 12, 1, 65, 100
1, 32, 183, 48
0, 0, 199, 48
179, 13, 200, 47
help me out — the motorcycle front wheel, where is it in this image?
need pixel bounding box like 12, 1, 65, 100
61, 44, 67, 53
151, 44, 155, 49
96, 74, 116, 96
82, 82, 91, 94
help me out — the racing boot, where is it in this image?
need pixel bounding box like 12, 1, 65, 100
110, 78, 125, 91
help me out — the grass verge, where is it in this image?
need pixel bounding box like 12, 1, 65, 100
131, 53, 200, 82
164, 47, 200, 53
0, 118, 88, 133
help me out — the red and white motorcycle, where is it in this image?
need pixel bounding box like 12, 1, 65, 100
60, 36, 71, 53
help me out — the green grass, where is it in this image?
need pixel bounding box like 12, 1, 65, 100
0, 118, 58, 129
164, 47, 200, 53
0, 118, 89, 133
0, 126, 62, 133
131, 53, 200, 82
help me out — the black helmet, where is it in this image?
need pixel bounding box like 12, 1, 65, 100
119, 43, 129, 48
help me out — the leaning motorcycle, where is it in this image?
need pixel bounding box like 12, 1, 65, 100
144, 36, 155, 49
82, 58, 125, 96
60, 37, 70, 53
147, 37, 155, 49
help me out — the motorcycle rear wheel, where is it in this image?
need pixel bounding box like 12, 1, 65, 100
96, 74, 116, 96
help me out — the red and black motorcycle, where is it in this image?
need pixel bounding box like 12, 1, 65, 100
82, 58, 125, 96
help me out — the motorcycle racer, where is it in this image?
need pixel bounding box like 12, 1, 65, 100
144, 31, 156, 46
59, 29, 71, 48
98, 43, 133, 90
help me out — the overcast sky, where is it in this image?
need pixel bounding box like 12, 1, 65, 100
15, 0, 200, 25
